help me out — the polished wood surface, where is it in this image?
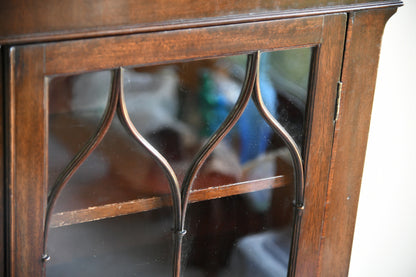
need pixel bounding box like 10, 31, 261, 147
0, 0, 401, 44
294, 14, 346, 276
0, 46, 4, 276
43, 16, 323, 75
319, 7, 397, 277
7, 46, 47, 277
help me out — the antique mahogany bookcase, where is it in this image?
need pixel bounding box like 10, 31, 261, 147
0, 0, 402, 276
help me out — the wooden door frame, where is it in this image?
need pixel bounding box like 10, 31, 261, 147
319, 7, 398, 277
6, 14, 347, 276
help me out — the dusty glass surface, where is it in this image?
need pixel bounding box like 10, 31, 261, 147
46, 48, 312, 276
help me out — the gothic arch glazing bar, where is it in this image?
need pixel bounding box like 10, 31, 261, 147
180, 52, 259, 229
252, 53, 305, 277
43, 68, 184, 276
43, 69, 121, 261
116, 67, 183, 277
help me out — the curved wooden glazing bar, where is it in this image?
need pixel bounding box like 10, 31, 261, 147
116, 68, 183, 277
174, 52, 258, 277
180, 52, 259, 229
43, 68, 184, 275
251, 57, 305, 277
177, 51, 305, 277
117, 67, 182, 232
43, 67, 183, 276
42, 69, 121, 262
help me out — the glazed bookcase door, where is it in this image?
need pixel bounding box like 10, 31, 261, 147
6, 14, 346, 277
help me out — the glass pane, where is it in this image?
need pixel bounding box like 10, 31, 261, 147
47, 70, 176, 276
123, 56, 248, 190
182, 48, 312, 276
48, 70, 112, 201
47, 209, 173, 277
46, 47, 312, 276
183, 188, 294, 277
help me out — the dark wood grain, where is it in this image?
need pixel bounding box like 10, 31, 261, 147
0, 46, 5, 276
293, 14, 347, 276
50, 175, 290, 228
318, 7, 397, 277
0, 0, 402, 44
7, 46, 46, 277
44, 16, 323, 76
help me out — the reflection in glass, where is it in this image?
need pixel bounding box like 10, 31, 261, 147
46, 48, 312, 276
183, 187, 293, 277
182, 48, 311, 277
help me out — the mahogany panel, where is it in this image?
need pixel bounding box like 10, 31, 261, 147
319, 7, 397, 277
44, 16, 323, 76
7, 46, 47, 277
0, 0, 402, 44
294, 14, 346, 276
